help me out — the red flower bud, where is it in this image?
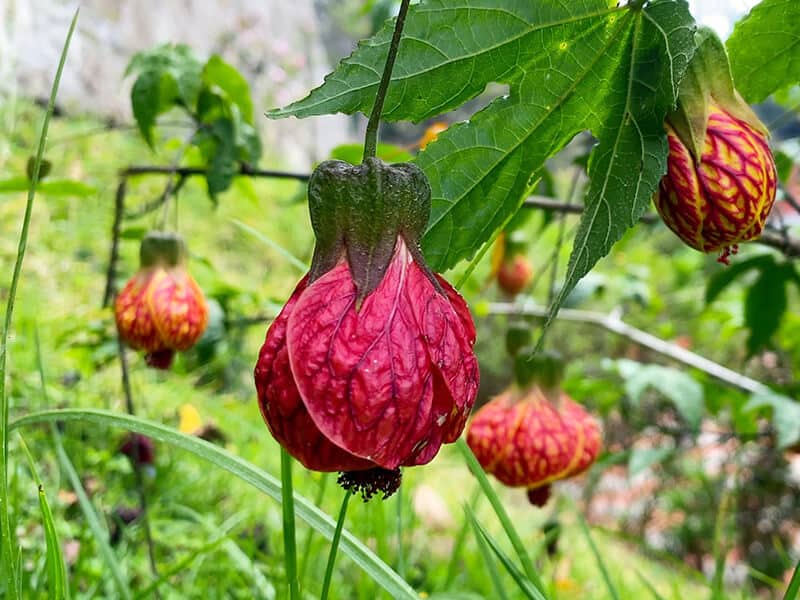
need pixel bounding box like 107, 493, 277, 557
255, 158, 479, 480
655, 105, 777, 262
115, 232, 208, 368
467, 385, 601, 506
497, 254, 533, 296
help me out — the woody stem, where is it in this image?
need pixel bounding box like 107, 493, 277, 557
363, 0, 412, 161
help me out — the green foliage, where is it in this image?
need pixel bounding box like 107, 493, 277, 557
706, 254, 800, 355
10, 409, 419, 600
613, 358, 704, 429
0, 177, 97, 197
1, 11, 78, 597
268, 2, 696, 314
126, 45, 262, 198
727, 0, 800, 102
744, 392, 800, 449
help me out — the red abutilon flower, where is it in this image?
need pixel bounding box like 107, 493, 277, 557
115, 231, 209, 369
653, 28, 777, 264
467, 374, 601, 507
654, 106, 776, 263
254, 157, 479, 499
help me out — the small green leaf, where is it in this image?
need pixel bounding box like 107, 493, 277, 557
745, 264, 789, 354
744, 392, 800, 449
627, 446, 673, 477
727, 0, 800, 103
202, 55, 255, 124
705, 254, 774, 304
616, 359, 704, 429
774, 150, 794, 184
131, 70, 176, 147
206, 119, 238, 198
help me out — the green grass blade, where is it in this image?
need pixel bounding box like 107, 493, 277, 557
456, 439, 543, 591
320, 490, 352, 600
54, 435, 131, 599
634, 569, 667, 600
577, 515, 620, 600
229, 218, 308, 272
466, 507, 548, 600
0, 11, 79, 596
784, 560, 800, 600
395, 484, 405, 578
132, 536, 228, 600
466, 509, 509, 600
444, 486, 481, 588
18, 435, 69, 600
11, 409, 418, 600
280, 448, 299, 600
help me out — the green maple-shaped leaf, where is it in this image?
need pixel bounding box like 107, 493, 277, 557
727, 0, 800, 103
270, 0, 695, 311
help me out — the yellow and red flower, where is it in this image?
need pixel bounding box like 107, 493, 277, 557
655, 105, 776, 262
115, 232, 208, 369
467, 383, 601, 506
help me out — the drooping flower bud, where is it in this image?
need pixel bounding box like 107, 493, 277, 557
115, 231, 209, 369
466, 375, 601, 507
497, 254, 533, 296
654, 29, 777, 263
255, 157, 479, 497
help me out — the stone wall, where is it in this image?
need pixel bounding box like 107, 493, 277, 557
0, 0, 351, 168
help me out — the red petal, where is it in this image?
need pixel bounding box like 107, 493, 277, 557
255, 276, 373, 472
287, 240, 479, 469
413, 267, 480, 445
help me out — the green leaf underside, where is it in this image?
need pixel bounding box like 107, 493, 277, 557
745, 264, 790, 355
10, 409, 418, 600
744, 392, 800, 449
269, 0, 694, 284
616, 358, 704, 428
727, 0, 800, 103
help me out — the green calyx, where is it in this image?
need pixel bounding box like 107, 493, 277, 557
139, 231, 187, 268
307, 157, 432, 300
505, 321, 532, 357
668, 27, 769, 163
514, 349, 565, 391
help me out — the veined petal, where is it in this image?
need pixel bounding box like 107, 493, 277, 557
288, 241, 445, 469
255, 276, 374, 472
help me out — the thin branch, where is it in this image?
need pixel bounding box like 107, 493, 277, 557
120, 164, 310, 182
523, 195, 800, 257
102, 179, 127, 308
362, 0, 412, 161
488, 301, 774, 396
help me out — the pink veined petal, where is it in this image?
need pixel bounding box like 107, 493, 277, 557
411, 266, 480, 445
287, 242, 439, 470
255, 275, 374, 472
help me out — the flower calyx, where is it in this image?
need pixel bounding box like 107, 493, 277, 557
307, 156, 432, 303
667, 27, 768, 164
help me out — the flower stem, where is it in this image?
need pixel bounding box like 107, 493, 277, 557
362, 0, 412, 161
280, 448, 299, 600
320, 489, 352, 600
